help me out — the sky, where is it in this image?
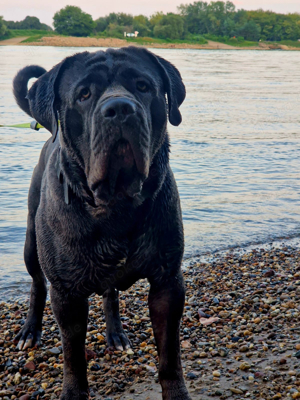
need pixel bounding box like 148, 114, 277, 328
1, 0, 300, 26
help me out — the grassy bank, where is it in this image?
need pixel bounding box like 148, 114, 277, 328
1, 30, 300, 50
274, 40, 300, 48
203, 34, 258, 47
122, 35, 208, 46
0, 29, 57, 42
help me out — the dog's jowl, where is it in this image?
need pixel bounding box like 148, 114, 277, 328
13, 47, 190, 400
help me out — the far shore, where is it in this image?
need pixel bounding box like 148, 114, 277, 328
1, 35, 300, 50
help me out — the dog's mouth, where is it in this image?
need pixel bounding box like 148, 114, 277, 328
90, 139, 146, 206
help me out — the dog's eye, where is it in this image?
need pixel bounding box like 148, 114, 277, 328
136, 81, 149, 93
79, 88, 91, 102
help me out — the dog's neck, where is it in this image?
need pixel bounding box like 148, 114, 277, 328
55, 146, 97, 207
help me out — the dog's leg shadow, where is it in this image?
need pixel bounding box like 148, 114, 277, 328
103, 287, 131, 351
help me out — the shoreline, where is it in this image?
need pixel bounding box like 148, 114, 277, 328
1, 244, 299, 399
1, 35, 300, 50
2, 237, 300, 303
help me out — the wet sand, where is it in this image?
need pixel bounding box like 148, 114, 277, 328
1, 245, 300, 399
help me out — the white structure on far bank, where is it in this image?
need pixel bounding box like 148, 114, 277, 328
124, 31, 139, 37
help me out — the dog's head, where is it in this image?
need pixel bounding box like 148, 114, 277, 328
14, 47, 185, 206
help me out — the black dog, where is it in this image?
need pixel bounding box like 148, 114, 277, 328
13, 47, 190, 400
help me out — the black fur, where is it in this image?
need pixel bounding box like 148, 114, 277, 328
13, 47, 190, 400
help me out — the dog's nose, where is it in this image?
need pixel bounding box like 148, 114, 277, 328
101, 98, 136, 122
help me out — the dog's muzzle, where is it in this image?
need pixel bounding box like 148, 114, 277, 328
88, 96, 150, 206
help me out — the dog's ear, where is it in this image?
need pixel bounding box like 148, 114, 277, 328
126, 47, 186, 126
151, 53, 186, 126
24, 53, 89, 140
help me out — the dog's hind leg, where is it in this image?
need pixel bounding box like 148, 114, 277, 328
103, 287, 131, 350
15, 167, 47, 350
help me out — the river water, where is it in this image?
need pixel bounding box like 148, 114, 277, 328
0, 46, 300, 300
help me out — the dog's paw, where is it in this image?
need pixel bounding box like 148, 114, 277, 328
60, 393, 88, 400
162, 383, 192, 400
14, 319, 42, 350
60, 390, 89, 400
106, 330, 131, 351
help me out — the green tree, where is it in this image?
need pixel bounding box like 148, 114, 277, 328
238, 20, 261, 41
0, 16, 7, 37
154, 13, 184, 39
53, 6, 94, 37
225, 1, 235, 14
246, 9, 276, 40
21, 16, 43, 29
207, 1, 231, 35
222, 18, 236, 37
234, 9, 247, 26
149, 12, 164, 28
94, 17, 108, 33
134, 15, 149, 26
4, 16, 52, 30
133, 15, 151, 36
178, 2, 209, 34
106, 13, 133, 26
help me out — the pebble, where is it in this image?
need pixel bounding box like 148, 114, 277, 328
47, 347, 61, 355
13, 372, 21, 384
295, 350, 300, 358
230, 387, 244, 394
264, 269, 275, 277
186, 371, 197, 379
24, 360, 35, 370
218, 347, 228, 357
239, 362, 251, 370
0, 245, 299, 399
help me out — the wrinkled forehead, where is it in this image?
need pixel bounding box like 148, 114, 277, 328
60, 49, 162, 92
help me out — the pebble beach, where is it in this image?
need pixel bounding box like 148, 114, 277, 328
1, 244, 300, 399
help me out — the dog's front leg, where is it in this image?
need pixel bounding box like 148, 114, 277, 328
148, 271, 191, 400
50, 286, 89, 400
103, 287, 131, 350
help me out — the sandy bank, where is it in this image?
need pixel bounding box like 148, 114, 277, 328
1, 244, 300, 399
0, 37, 29, 46
11, 35, 299, 50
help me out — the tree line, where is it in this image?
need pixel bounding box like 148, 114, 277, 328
1, 1, 300, 42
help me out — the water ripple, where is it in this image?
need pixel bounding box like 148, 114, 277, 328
0, 47, 300, 299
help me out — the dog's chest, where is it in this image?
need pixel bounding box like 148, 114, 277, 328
36, 212, 152, 296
